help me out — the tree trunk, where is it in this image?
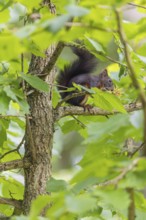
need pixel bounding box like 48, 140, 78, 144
22, 46, 55, 214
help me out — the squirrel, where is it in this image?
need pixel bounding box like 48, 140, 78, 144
57, 46, 114, 106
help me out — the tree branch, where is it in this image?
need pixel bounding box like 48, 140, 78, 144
40, 41, 64, 76
128, 3, 146, 10
42, 0, 56, 14
0, 159, 31, 172
54, 102, 142, 121
128, 142, 145, 158
0, 216, 10, 220
115, 9, 146, 156
0, 197, 22, 209
126, 188, 135, 220
115, 9, 146, 104
97, 157, 140, 187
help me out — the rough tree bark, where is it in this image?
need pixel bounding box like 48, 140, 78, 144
22, 46, 55, 214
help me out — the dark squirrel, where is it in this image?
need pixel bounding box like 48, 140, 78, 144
57, 46, 114, 106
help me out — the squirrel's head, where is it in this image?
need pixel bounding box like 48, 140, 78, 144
99, 69, 114, 91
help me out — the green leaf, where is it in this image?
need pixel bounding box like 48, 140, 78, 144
119, 159, 146, 189
0, 62, 9, 75
107, 39, 119, 61
29, 195, 51, 220
0, 33, 24, 61
18, 99, 29, 113
0, 120, 9, 146
11, 216, 29, 220
20, 73, 49, 92
85, 36, 105, 53
1, 176, 24, 200
61, 120, 81, 134
119, 65, 125, 78
72, 177, 98, 194
66, 5, 89, 17
16, 24, 36, 39
23, 41, 45, 57
42, 14, 71, 33
72, 83, 94, 94
0, 91, 10, 114
18, 0, 41, 8
4, 85, 18, 101
85, 114, 129, 143
3, 85, 29, 113
0, 8, 10, 22
66, 194, 97, 214
0, 0, 13, 12
9, 3, 27, 23
92, 88, 126, 113
47, 177, 68, 192
135, 191, 146, 212
95, 189, 130, 211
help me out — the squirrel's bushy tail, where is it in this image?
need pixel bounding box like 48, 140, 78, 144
57, 47, 97, 98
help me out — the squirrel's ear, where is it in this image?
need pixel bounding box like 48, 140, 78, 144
103, 69, 108, 76
99, 69, 108, 77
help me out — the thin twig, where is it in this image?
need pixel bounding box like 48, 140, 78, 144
128, 3, 146, 10
115, 9, 146, 156
21, 53, 24, 73
55, 91, 86, 109
115, 9, 146, 102
105, 54, 127, 67
0, 135, 25, 160
128, 142, 145, 158
71, 115, 86, 128
97, 157, 140, 187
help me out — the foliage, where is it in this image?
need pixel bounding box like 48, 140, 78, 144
0, 0, 146, 219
